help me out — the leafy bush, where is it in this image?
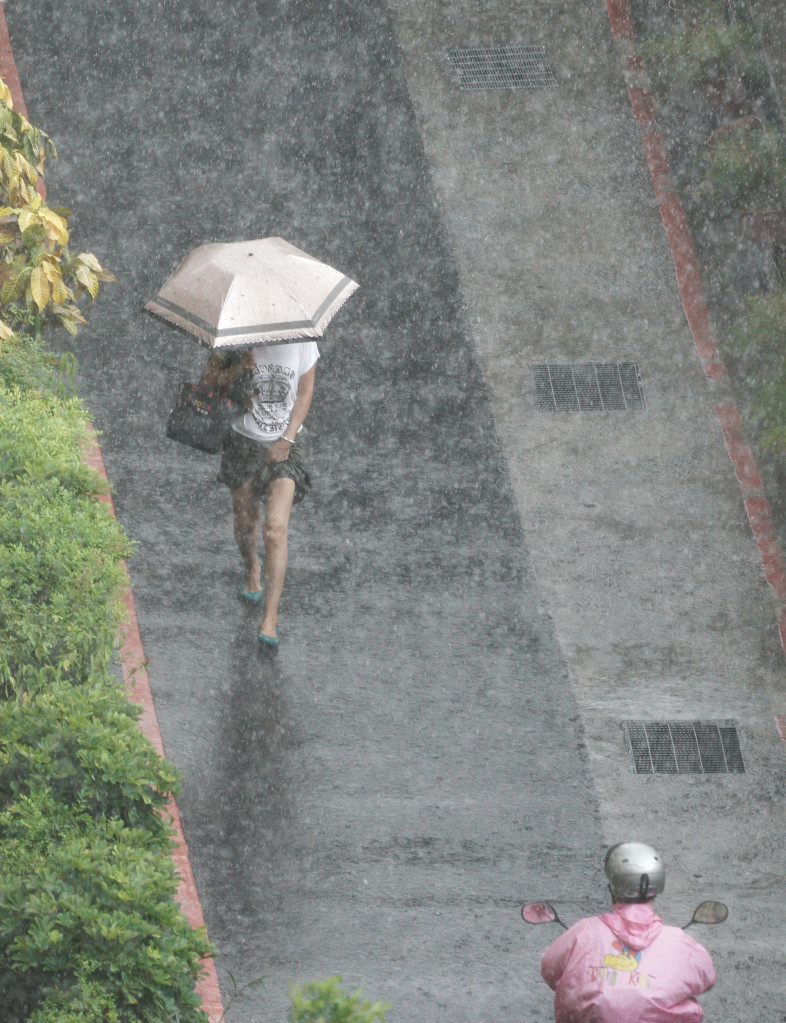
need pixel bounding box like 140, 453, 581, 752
0, 332, 63, 392
702, 124, 786, 206
0, 80, 210, 1023
0, 682, 178, 837
0, 76, 114, 340
726, 289, 786, 454
289, 977, 389, 1023
0, 78, 56, 206
0, 477, 129, 696
0, 791, 210, 1023
0, 196, 116, 337
28, 976, 121, 1023
0, 380, 107, 495
642, 3, 762, 85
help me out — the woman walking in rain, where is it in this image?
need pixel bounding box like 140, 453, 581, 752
206, 340, 319, 648
146, 237, 356, 648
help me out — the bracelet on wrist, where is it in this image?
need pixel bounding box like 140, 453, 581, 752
280, 435, 295, 445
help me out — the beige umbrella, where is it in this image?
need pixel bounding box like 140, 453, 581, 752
145, 236, 358, 349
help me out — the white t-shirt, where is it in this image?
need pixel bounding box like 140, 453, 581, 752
232, 340, 319, 442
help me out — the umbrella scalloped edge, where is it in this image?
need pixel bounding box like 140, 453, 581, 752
144, 287, 359, 348
144, 300, 217, 348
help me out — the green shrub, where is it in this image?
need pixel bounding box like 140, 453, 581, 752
0, 82, 208, 1023
27, 971, 121, 1023
0, 75, 115, 341
0, 332, 57, 391
726, 289, 786, 454
0, 477, 129, 696
703, 124, 786, 206
0, 790, 211, 1023
0, 381, 107, 496
289, 977, 389, 1023
0, 682, 179, 837
642, 3, 762, 84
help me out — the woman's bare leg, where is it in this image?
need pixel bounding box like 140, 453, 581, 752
231, 482, 262, 592
259, 476, 296, 638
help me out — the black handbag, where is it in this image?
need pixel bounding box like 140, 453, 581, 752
165, 379, 241, 454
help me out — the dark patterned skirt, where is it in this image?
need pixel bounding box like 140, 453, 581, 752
217, 427, 311, 504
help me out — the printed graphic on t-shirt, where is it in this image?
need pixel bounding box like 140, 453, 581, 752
250, 362, 296, 435
587, 940, 650, 990
603, 941, 641, 971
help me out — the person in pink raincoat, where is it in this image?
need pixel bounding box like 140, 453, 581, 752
541, 843, 716, 1022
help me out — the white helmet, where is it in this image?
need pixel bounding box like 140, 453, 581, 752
604, 842, 665, 902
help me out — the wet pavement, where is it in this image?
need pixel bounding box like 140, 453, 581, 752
8, 0, 786, 1018
386, 2, 786, 1017
6, 2, 607, 1020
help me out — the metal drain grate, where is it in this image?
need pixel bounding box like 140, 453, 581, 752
534, 362, 646, 412
625, 721, 745, 774
447, 45, 557, 91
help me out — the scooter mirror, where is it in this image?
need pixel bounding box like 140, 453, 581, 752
521, 902, 559, 925
689, 900, 728, 926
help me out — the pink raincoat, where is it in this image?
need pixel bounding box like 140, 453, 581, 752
541, 902, 716, 1022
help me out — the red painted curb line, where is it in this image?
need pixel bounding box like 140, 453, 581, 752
84, 435, 224, 1022
638, 127, 726, 375
0, 5, 27, 118
714, 404, 765, 492
604, 0, 786, 728
0, 5, 224, 1015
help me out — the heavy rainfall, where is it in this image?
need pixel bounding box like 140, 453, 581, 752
2, 0, 786, 1020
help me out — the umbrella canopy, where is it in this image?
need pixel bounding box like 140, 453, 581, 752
145, 237, 359, 349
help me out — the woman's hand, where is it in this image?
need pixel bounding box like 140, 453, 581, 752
266, 438, 292, 463
265, 365, 315, 463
